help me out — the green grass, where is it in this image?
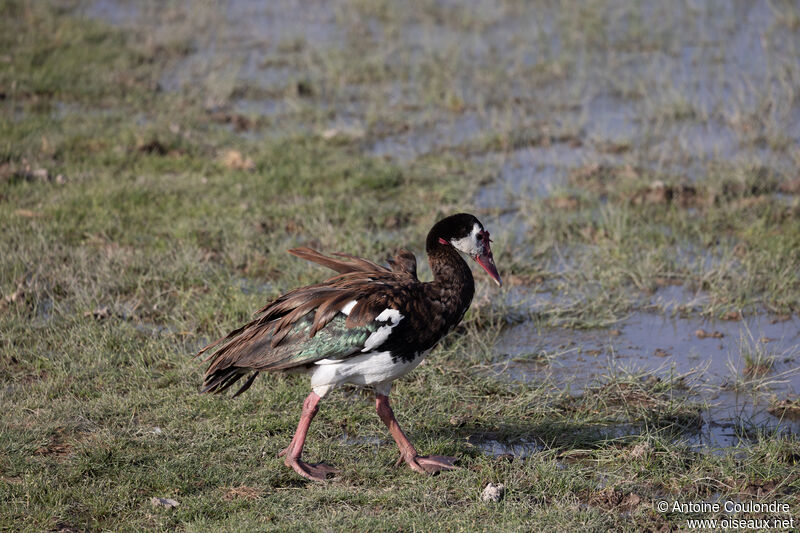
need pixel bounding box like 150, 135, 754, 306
2, 1, 799, 531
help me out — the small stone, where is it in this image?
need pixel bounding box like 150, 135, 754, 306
547, 195, 580, 210
778, 177, 800, 194
621, 492, 642, 510
221, 150, 255, 171
771, 314, 792, 324
629, 441, 651, 459
654, 348, 670, 357
644, 375, 661, 386
481, 482, 505, 503
223, 485, 260, 500
320, 127, 365, 140
150, 497, 179, 509
32, 168, 50, 181
84, 306, 111, 320
695, 329, 724, 339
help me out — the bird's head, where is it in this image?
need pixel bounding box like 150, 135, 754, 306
428, 213, 502, 286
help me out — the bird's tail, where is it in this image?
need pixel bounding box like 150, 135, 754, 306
200, 368, 260, 397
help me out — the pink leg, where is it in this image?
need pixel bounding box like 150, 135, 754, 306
277, 392, 339, 481
375, 394, 458, 475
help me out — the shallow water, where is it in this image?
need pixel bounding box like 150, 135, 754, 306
487, 311, 800, 452
492, 311, 799, 389
469, 437, 543, 459
84, 0, 800, 179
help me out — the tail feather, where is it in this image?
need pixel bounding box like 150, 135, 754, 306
200, 367, 259, 396
232, 372, 259, 397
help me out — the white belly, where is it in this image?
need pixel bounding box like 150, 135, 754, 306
309, 350, 427, 397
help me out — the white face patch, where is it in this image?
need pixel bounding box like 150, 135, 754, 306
449, 222, 482, 257
340, 300, 357, 316
361, 308, 403, 352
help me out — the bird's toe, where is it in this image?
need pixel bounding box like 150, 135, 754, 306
407, 454, 458, 475
287, 458, 340, 482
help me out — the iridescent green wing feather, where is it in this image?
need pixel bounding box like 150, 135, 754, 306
260, 313, 377, 370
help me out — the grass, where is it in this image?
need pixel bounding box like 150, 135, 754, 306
2, 1, 799, 531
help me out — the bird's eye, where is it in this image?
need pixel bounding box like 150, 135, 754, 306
476, 233, 484, 241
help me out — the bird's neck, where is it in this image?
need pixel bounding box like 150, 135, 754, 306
426, 244, 475, 319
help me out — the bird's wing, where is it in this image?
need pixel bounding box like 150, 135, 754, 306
198, 311, 380, 396
198, 270, 417, 394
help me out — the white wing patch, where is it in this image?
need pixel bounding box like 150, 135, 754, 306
362, 308, 403, 352
449, 222, 481, 257
340, 300, 357, 316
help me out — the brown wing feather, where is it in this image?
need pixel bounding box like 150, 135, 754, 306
287, 246, 418, 280
197, 246, 423, 395
312, 291, 357, 335
269, 246, 419, 336
387, 248, 418, 281
287, 247, 388, 274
